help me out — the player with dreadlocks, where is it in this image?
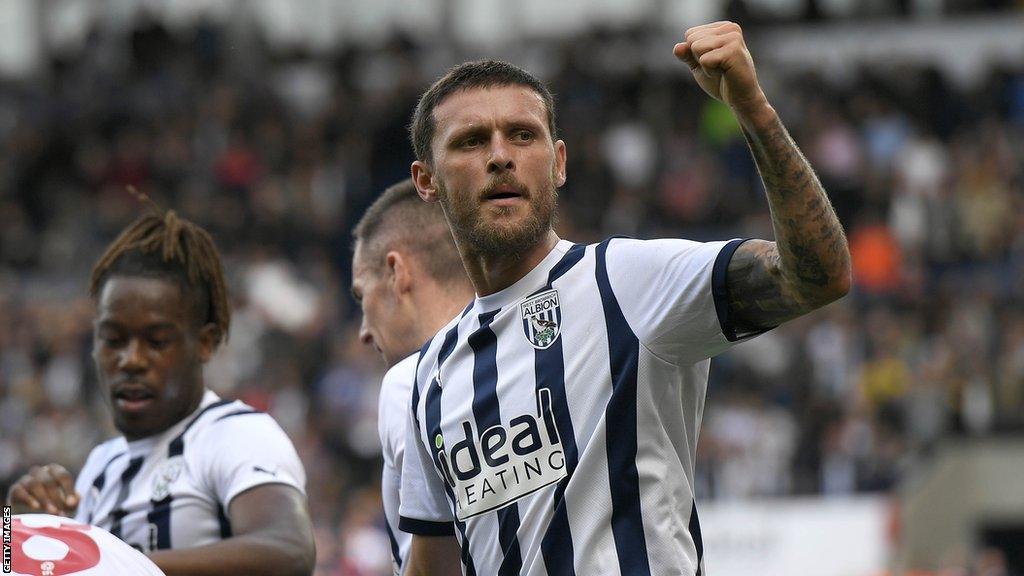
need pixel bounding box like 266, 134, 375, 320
6, 203, 316, 576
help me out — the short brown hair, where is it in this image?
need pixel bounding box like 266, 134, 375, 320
410, 60, 557, 162
353, 180, 466, 285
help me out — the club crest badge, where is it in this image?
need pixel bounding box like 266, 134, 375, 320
151, 457, 183, 501
520, 289, 561, 349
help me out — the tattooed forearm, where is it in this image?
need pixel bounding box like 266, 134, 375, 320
726, 108, 851, 331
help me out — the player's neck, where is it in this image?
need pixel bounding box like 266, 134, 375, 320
411, 280, 474, 344
460, 230, 560, 297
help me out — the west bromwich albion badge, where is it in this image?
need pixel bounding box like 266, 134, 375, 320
520, 289, 561, 349
151, 457, 183, 501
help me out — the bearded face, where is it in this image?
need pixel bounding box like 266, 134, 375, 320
436, 170, 558, 259
422, 85, 567, 260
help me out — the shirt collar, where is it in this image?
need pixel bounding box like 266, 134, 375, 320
474, 239, 574, 312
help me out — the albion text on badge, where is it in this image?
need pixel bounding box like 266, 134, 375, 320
520, 289, 561, 349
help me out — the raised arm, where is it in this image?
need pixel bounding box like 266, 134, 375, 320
675, 22, 851, 333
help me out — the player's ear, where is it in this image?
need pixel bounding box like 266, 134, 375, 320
412, 161, 439, 202
197, 323, 221, 363
386, 251, 412, 296
554, 139, 567, 187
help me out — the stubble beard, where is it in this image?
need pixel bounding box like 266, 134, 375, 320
438, 178, 557, 260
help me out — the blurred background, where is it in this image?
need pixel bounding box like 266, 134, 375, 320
1, 0, 1022, 574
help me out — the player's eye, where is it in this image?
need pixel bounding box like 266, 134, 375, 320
513, 130, 534, 142
461, 136, 482, 148
99, 332, 126, 348
149, 338, 171, 350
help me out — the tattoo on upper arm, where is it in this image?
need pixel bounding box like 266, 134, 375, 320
726, 240, 808, 332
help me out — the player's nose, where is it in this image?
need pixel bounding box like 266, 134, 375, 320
118, 339, 148, 373
487, 136, 515, 173
358, 323, 374, 347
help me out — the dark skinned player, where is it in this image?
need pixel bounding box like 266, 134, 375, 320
6, 207, 316, 576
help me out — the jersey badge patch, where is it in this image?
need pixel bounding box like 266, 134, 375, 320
520, 289, 561, 349
150, 457, 183, 501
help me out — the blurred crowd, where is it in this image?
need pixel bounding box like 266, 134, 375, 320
0, 13, 1022, 576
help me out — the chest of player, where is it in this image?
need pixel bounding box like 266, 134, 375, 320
423, 274, 628, 520
85, 454, 227, 553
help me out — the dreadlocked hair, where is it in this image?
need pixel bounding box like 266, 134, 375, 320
89, 209, 231, 345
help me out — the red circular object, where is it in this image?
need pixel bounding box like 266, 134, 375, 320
11, 518, 102, 576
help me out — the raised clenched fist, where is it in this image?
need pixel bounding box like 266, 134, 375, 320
673, 21, 768, 114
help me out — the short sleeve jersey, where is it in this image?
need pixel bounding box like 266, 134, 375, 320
11, 514, 166, 575
73, 390, 306, 553
378, 353, 420, 575
399, 237, 762, 576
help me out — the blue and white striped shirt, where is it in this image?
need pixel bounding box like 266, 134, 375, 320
399, 237, 758, 576
74, 390, 306, 553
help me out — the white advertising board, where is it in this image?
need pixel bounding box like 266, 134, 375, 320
700, 496, 891, 576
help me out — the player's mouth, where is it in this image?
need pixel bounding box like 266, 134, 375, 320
112, 385, 157, 413
482, 183, 528, 207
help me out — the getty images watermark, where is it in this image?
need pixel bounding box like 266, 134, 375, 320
2, 504, 11, 574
